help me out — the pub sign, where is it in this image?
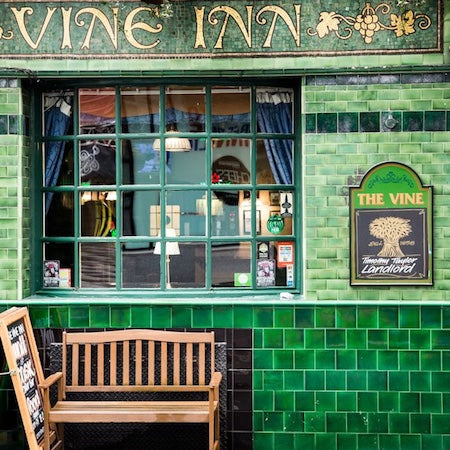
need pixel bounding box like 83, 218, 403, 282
350, 162, 432, 285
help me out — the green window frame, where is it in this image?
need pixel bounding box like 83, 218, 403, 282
34, 80, 301, 296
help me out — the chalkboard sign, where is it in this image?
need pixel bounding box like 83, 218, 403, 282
0, 307, 46, 449
350, 162, 432, 285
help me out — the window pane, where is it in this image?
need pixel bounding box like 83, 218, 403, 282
211, 87, 250, 133
121, 242, 160, 288
80, 243, 115, 288
45, 192, 74, 236
80, 140, 116, 185
256, 139, 293, 185
79, 88, 115, 134
167, 190, 206, 237
43, 92, 73, 136
169, 243, 206, 288
121, 87, 160, 133
256, 88, 293, 133
124, 191, 161, 237
81, 192, 116, 237
43, 243, 74, 288
165, 86, 205, 132
256, 241, 295, 288
257, 190, 293, 236
121, 139, 160, 185
44, 141, 74, 186
210, 190, 241, 237
212, 242, 251, 287
166, 139, 205, 184
212, 139, 251, 185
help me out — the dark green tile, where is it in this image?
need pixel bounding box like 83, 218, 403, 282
274, 308, 293, 328
410, 330, 430, 349
294, 434, 315, 448
378, 350, 398, 370
172, 306, 192, 328
254, 390, 274, 410
421, 306, 441, 328
358, 434, 378, 450
389, 371, 409, 392
326, 412, 346, 432
326, 329, 345, 348
254, 307, 273, 327
368, 412, 388, 433
421, 351, 441, 370
130, 306, 150, 328
285, 329, 304, 349
264, 370, 284, 390
379, 307, 398, 328
347, 329, 367, 349
0, 115, 7, 134
337, 433, 357, 450
381, 111, 401, 132
90, 305, 110, 327
326, 370, 345, 390
49, 307, 68, 328
335, 392, 356, 412
360, 112, 380, 132
274, 391, 294, 411
295, 307, 315, 328
254, 349, 273, 369
253, 432, 273, 447
411, 413, 430, 433
336, 307, 357, 328
347, 412, 368, 432
347, 370, 367, 390
399, 351, 419, 370
315, 350, 335, 369
399, 434, 420, 450
399, 306, 420, 328
379, 392, 399, 412
316, 433, 336, 450
368, 371, 387, 391
432, 330, 450, 349
305, 370, 324, 390
423, 435, 443, 450
192, 306, 212, 328
443, 308, 450, 328
303, 412, 325, 432
8, 115, 18, 134
212, 306, 233, 328
233, 306, 253, 328
357, 307, 378, 328
425, 111, 446, 131
403, 111, 424, 131
295, 349, 315, 369
317, 113, 337, 133
358, 350, 377, 370
316, 307, 335, 328
380, 434, 400, 450
400, 392, 420, 412
338, 112, 358, 133
151, 306, 171, 328
389, 413, 410, 433
285, 412, 304, 432
305, 114, 316, 133
432, 372, 450, 392
29, 306, 50, 328
443, 351, 450, 370
274, 432, 295, 448
389, 330, 409, 349
431, 414, 450, 434
305, 329, 324, 349
284, 370, 304, 390
69, 306, 89, 328
110, 306, 130, 328
263, 411, 283, 431
421, 393, 442, 413
274, 350, 293, 369
295, 391, 315, 411
368, 330, 388, 349
336, 350, 356, 370
410, 371, 430, 391
316, 391, 336, 411
263, 329, 283, 348
358, 392, 378, 412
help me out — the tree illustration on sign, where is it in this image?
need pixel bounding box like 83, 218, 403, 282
369, 216, 412, 257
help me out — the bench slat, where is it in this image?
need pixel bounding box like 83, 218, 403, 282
84, 344, 91, 386
135, 340, 142, 385
199, 342, 205, 385
148, 340, 155, 385
97, 344, 104, 386
173, 342, 180, 385
123, 341, 130, 386
161, 341, 167, 385
186, 343, 193, 385
72, 344, 79, 386
110, 342, 117, 386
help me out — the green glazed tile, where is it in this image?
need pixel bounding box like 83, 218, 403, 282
29, 306, 50, 328
49, 307, 68, 328
315, 350, 336, 369
274, 432, 294, 448
316, 307, 335, 328
358, 392, 378, 412
192, 306, 212, 328
110, 306, 130, 328
389, 371, 410, 392
399, 434, 421, 449
284, 370, 304, 390
399, 392, 420, 412
264, 370, 284, 390
358, 350, 377, 370
337, 433, 357, 450
399, 307, 420, 328
305, 114, 316, 133
347, 412, 368, 432
274, 308, 294, 328
379, 392, 399, 412
274, 391, 294, 411
421, 393, 442, 413
337, 350, 356, 370
151, 306, 171, 328
432, 330, 450, 349
424, 111, 446, 131
254, 349, 273, 369
379, 307, 398, 328
69, 306, 89, 328
380, 434, 400, 449
295, 391, 315, 411
421, 306, 442, 329
315, 391, 336, 412
368, 371, 387, 391
285, 329, 304, 349
432, 372, 450, 392
422, 435, 444, 450
338, 112, 358, 133
399, 351, 419, 370
410, 330, 431, 349
347, 370, 367, 390
305, 329, 325, 349
172, 306, 192, 328
212, 306, 233, 328
326, 412, 346, 432
358, 434, 378, 450
389, 413, 410, 433
274, 350, 294, 369
294, 433, 315, 448
316, 433, 337, 450
403, 111, 424, 132
368, 330, 388, 349
443, 351, 450, 371
431, 414, 450, 434
254, 390, 274, 410
421, 351, 441, 370
263, 329, 283, 348
368, 412, 388, 433
263, 411, 283, 431
130, 306, 150, 328
357, 307, 378, 328
254, 307, 273, 328
303, 412, 325, 432
347, 329, 367, 349
90, 305, 110, 328
305, 370, 324, 390
360, 112, 380, 133
295, 349, 315, 369
233, 306, 253, 328
326, 371, 345, 390
443, 308, 450, 328
336, 306, 357, 328
295, 307, 315, 328
337, 392, 357, 412
326, 329, 345, 348
381, 111, 401, 132
317, 113, 337, 133
285, 412, 304, 432
378, 350, 399, 370
253, 432, 273, 448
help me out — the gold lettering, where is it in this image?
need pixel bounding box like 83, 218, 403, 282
256, 5, 301, 48
75, 7, 118, 50
123, 7, 162, 49
358, 193, 384, 205
208, 6, 252, 49
194, 6, 206, 49
11, 6, 56, 50
389, 192, 424, 205
61, 8, 73, 49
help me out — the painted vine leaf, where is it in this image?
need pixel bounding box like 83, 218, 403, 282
315, 11, 341, 38
390, 10, 415, 36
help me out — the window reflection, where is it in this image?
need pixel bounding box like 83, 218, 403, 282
45, 192, 74, 237
80, 140, 116, 185
165, 86, 205, 132
79, 88, 116, 134
121, 139, 160, 185
81, 191, 116, 237
80, 243, 116, 288
212, 242, 251, 287
121, 87, 160, 133
211, 87, 250, 133
122, 242, 160, 289
212, 139, 251, 185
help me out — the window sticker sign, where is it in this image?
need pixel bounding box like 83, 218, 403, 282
350, 162, 432, 285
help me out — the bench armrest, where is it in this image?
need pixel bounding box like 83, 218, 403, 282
39, 372, 63, 390
209, 371, 222, 388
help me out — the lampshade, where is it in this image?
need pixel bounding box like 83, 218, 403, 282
153, 132, 191, 152
154, 228, 180, 256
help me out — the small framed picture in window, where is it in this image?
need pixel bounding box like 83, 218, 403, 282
270, 191, 280, 206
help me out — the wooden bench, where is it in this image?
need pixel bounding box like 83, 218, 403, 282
41, 329, 222, 450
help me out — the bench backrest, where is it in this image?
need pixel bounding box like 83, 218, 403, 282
62, 329, 215, 393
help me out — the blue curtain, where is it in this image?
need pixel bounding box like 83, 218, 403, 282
44, 97, 72, 213
256, 92, 293, 184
